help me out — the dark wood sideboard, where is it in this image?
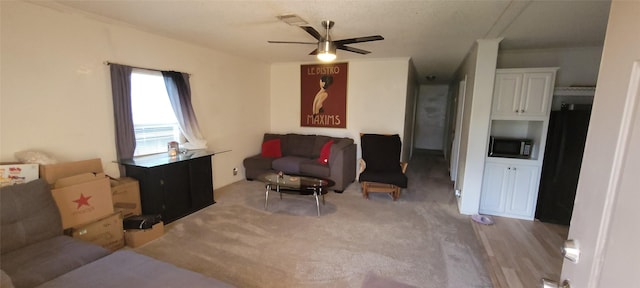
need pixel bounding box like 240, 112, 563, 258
119, 150, 215, 224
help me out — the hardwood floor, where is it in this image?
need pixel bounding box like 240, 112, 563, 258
471, 216, 569, 288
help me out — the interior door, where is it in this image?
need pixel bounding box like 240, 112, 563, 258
559, 3, 640, 286
450, 78, 466, 182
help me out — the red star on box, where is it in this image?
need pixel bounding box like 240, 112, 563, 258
73, 193, 92, 209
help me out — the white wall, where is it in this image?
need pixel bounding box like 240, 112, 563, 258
414, 85, 449, 150
452, 46, 478, 208
270, 58, 412, 163
452, 39, 501, 215
0, 1, 270, 188
498, 46, 603, 87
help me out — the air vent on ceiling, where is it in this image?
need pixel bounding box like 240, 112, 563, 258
277, 14, 309, 26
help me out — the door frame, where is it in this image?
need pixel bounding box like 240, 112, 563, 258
450, 77, 467, 183
560, 2, 640, 285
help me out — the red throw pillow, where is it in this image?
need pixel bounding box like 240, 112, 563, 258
261, 139, 282, 158
317, 140, 334, 165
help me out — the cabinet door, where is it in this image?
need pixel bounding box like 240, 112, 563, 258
505, 164, 540, 219
188, 156, 214, 209
125, 166, 165, 216
479, 162, 511, 215
161, 161, 192, 223
491, 73, 523, 118
519, 72, 553, 117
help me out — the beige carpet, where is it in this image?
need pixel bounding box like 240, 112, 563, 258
133, 151, 492, 288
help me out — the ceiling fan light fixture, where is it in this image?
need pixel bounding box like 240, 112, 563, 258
268, 19, 382, 61
317, 52, 336, 62
317, 39, 336, 62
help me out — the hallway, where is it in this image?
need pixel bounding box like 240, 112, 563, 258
409, 149, 569, 288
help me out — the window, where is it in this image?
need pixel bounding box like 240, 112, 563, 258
110, 64, 206, 163
130, 69, 181, 156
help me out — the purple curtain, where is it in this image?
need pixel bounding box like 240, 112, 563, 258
110, 64, 135, 176
162, 71, 207, 150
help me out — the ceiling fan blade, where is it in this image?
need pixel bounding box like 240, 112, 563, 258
333, 35, 384, 45
300, 26, 322, 40
337, 45, 371, 55
308, 48, 318, 55
268, 40, 317, 45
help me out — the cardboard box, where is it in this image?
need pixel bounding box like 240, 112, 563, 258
124, 221, 164, 248
0, 163, 39, 187
51, 177, 114, 229
70, 212, 124, 252
110, 177, 142, 218
40, 158, 103, 185
54, 172, 107, 189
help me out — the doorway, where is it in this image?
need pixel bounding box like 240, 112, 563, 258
413, 85, 449, 153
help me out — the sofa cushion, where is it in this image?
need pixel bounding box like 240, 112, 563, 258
311, 135, 331, 158
36, 250, 234, 288
359, 169, 408, 188
300, 160, 331, 178
263, 133, 283, 142
360, 134, 402, 173
242, 155, 274, 171
272, 156, 308, 175
330, 137, 354, 150
1, 235, 110, 288
261, 139, 282, 158
283, 134, 316, 157
1, 179, 62, 254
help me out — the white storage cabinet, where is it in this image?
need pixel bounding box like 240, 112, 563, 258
479, 160, 541, 220
491, 68, 557, 120
479, 67, 557, 220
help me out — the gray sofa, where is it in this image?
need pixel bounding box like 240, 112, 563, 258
0, 179, 233, 288
243, 133, 357, 192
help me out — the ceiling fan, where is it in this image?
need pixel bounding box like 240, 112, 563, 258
268, 20, 384, 62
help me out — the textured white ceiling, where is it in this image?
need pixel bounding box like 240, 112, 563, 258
40, 0, 611, 83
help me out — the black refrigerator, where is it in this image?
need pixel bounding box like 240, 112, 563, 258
535, 105, 592, 225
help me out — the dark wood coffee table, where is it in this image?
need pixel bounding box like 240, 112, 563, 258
258, 173, 335, 216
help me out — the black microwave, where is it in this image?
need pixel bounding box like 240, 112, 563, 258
488, 137, 533, 159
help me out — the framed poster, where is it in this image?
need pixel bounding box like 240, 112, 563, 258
300, 62, 348, 128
